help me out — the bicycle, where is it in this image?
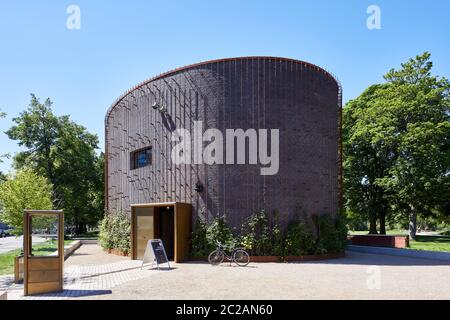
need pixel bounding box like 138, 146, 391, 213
208, 240, 250, 267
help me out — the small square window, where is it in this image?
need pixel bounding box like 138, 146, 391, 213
130, 147, 152, 170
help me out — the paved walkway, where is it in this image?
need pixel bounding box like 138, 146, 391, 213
0, 236, 47, 254
2, 244, 450, 300
5, 244, 151, 300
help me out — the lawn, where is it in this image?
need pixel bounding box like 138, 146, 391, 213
0, 239, 73, 276
409, 235, 450, 252
70, 230, 99, 239
348, 230, 450, 253
349, 229, 408, 236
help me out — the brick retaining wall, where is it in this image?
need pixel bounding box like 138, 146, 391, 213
348, 235, 409, 248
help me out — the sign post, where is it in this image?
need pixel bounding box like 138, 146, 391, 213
141, 239, 171, 270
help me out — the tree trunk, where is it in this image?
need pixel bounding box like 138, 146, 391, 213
379, 211, 386, 235
409, 205, 417, 240
369, 211, 378, 234
75, 223, 86, 235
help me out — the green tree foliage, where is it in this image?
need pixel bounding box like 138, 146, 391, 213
6, 94, 104, 233
343, 84, 393, 234
0, 109, 7, 180
344, 52, 450, 239
0, 170, 53, 235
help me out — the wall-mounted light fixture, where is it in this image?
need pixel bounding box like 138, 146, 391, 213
152, 101, 167, 115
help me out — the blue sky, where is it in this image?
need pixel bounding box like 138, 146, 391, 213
0, 0, 449, 173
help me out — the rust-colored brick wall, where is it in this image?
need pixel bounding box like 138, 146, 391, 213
105, 57, 341, 228
348, 235, 409, 248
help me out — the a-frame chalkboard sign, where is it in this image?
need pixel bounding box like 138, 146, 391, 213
141, 239, 171, 270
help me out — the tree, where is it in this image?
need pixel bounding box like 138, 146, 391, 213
343, 84, 395, 234
344, 52, 450, 239
0, 109, 8, 181
0, 170, 53, 235
377, 53, 450, 239
6, 96, 60, 188
6, 94, 104, 233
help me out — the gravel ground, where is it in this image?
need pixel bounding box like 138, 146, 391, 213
66, 245, 450, 300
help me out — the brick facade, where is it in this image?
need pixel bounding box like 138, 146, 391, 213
105, 57, 342, 228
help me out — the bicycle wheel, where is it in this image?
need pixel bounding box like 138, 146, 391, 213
208, 249, 224, 266
233, 249, 250, 267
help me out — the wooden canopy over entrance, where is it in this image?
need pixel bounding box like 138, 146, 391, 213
131, 202, 192, 263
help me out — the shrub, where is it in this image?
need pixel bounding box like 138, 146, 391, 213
284, 219, 315, 256
99, 214, 113, 250
239, 210, 273, 256
272, 218, 284, 257
191, 216, 236, 256
190, 211, 347, 257
206, 216, 236, 247
99, 212, 131, 254
313, 214, 348, 254
191, 218, 214, 256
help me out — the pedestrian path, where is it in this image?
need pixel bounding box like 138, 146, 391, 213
5, 259, 156, 300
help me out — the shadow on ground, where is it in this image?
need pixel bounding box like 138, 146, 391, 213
296, 251, 450, 266
182, 252, 450, 267
36, 289, 112, 298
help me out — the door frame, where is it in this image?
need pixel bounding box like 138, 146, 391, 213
131, 202, 192, 263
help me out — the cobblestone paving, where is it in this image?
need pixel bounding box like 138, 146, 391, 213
5, 259, 158, 300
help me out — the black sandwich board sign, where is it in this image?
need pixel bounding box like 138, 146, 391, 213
141, 239, 171, 270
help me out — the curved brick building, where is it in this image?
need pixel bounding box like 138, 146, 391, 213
105, 57, 342, 238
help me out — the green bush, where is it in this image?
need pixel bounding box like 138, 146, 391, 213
191, 216, 236, 256
284, 219, 315, 256
99, 212, 131, 254
190, 211, 347, 257
239, 210, 273, 256
313, 214, 348, 254
191, 218, 214, 256
272, 219, 284, 257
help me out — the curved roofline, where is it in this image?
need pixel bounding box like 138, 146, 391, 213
105, 56, 341, 125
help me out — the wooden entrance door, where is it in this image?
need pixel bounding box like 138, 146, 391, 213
133, 206, 156, 260
131, 202, 191, 263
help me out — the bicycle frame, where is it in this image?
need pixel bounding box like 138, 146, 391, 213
215, 242, 240, 261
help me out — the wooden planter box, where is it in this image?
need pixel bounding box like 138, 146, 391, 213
106, 248, 129, 257
284, 252, 345, 261
14, 256, 24, 284
250, 256, 282, 262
